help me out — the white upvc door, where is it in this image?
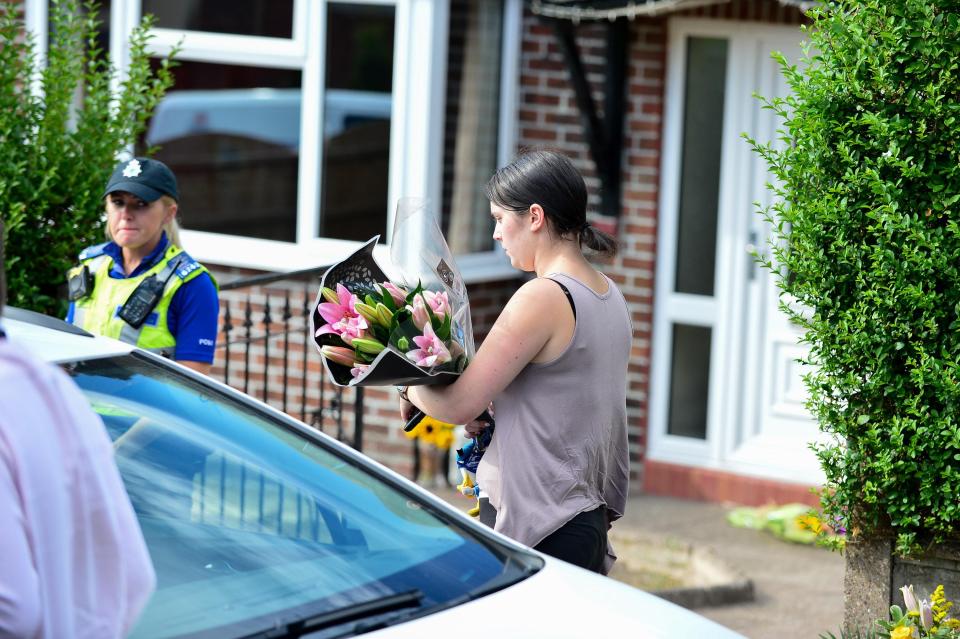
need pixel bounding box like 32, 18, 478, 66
649, 18, 824, 485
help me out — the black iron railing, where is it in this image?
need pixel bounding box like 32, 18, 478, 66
196, 453, 329, 540
216, 267, 365, 451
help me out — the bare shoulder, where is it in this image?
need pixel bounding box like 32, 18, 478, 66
509, 277, 569, 309
490, 277, 569, 336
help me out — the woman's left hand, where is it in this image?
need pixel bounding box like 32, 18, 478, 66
397, 386, 417, 421
400, 398, 417, 421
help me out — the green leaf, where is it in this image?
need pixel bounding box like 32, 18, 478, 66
0, 1, 177, 316
437, 309, 452, 342
378, 284, 397, 312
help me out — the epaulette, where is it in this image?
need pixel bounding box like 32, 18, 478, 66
172, 252, 203, 280
78, 242, 110, 261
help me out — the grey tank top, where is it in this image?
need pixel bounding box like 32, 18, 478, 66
476, 272, 632, 550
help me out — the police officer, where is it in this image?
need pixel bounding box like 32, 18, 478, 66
66, 157, 219, 374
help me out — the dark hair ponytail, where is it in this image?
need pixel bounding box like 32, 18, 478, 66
579, 223, 617, 256
484, 149, 617, 257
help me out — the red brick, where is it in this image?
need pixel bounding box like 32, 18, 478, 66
521, 127, 561, 141
643, 460, 820, 507
527, 57, 565, 72
640, 101, 662, 115
525, 92, 561, 106
545, 112, 581, 125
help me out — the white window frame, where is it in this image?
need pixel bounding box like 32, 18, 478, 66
24, 0, 522, 282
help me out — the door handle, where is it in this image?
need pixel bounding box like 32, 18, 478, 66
746, 231, 758, 280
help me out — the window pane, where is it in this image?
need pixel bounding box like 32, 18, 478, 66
441, 0, 503, 255
674, 37, 727, 296
319, 3, 395, 242
667, 323, 711, 439
142, 61, 302, 242
142, 0, 294, 38
95, 0, 111, 55
48, 1, 111, 58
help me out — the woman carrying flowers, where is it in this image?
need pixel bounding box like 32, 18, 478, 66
399, 150, 631, 573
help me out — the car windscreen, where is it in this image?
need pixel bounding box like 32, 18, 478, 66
65, 354, 541, 639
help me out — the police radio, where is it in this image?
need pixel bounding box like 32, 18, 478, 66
117, 275, 167, 329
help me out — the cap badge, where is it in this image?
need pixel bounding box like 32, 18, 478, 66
122, 159, 142, 178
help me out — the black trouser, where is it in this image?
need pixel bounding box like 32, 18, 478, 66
479, 496, 497, 529
478, 499, 607, 573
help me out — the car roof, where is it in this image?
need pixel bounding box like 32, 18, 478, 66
2, 307, 134, 363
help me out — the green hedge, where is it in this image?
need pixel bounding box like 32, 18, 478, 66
748, 0, 960, 555
0, 0, 175, 316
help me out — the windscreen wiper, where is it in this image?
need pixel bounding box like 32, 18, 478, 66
243, 589, 425, 639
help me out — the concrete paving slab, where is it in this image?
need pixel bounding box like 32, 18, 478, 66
617, 493, 845, 639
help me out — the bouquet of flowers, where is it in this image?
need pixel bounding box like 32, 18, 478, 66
310, 198, 475, 388
314, 271, 467, 384
311, 198, 494, 508
872, 584, 960, 639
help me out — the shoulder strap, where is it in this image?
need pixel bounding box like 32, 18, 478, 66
84, 254, 110, 274
549, 278, 576, 319
78, 242, 110, 261
157, 251, 192, 285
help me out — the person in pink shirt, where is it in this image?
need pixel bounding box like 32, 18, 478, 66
0, 223, 156, 638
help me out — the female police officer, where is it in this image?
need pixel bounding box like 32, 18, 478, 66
66, 157, 219, 374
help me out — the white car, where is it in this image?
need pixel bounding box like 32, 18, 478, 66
4, 308, 744, 639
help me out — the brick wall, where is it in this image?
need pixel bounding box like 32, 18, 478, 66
515, 0, 805, 485
517, 12, 664, 485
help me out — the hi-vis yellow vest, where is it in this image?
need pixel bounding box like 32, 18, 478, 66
70, 243, 214, 355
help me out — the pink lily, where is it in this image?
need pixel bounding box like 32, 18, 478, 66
405, 321, 452, 368
320, 345, 357, 367
340, 316, 370, 345
350, 363, 370, 379
426, 290, 450, 321
315, 283, 368, 344
407, 290, 449, 330
379, 281, 408, 306
408, 295, 430, 330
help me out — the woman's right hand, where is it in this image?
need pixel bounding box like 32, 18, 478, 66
464, 419, 487, 437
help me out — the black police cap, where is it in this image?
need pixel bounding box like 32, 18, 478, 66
103, 157, 179, 203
